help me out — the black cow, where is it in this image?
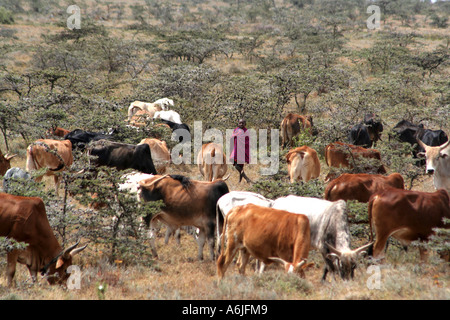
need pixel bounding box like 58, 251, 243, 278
160, 119, 191, 143
348, 123, 372, 148
88, 139, 157, 175
363, 113, 384, 146
64, 129, 113, 150
391, 120, 448, 164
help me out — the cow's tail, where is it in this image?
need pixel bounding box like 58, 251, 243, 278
368, 195, 376, 242
218, 208, 229, 257
280, 118, 288, 148
205, 149, 214, 181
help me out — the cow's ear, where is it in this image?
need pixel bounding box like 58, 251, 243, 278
417, 152, 426, 158
55, 257, 64, 269
439, 152, 448, 159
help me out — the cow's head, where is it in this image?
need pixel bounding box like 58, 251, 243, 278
417, 139, 450, 175
0, 152, 17, 176
138, 174, 170, 202
326, 242, 373, 280
42, 241, 88, 285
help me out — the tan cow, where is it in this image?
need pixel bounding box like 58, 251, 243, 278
0, 193, 87, 287
127, 98, 174, 120
26, 139, 73, 196
139, 138, 171, 174
197, 143, 228, 182
286, 146, 320, 183
217, 203, 311, 278
280, 113, 313, 148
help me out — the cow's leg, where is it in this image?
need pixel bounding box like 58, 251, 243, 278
206, 222, 216, 260
372, 235, 389, 262
6, 251, 19, 287
53, 174, 60, 197
216, 236, 240, 279
196, 228, 206, 260
149, 215, 162, 258
237, 249, 250, 275
418, 246, 429, 262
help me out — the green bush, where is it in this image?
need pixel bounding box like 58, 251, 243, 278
0, 7, 14, 24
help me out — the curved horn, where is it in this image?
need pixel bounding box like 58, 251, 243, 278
416, 138, 428, 150
268, 257, 289, 268
4, 153, 17, 161
221, 173, 231, 181
352, 242, 374, 255
70, 243, 88, 257
439, 140, 450, 151
325, 242, 342, 257
62, 240, 80, 259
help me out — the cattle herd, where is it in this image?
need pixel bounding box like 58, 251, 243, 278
0, 100, 449, 289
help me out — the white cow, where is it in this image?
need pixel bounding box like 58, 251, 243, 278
153, 110, 182, 125
216, 191, 274, 268
417, 139, 450, 193
127, 98, 174, 120
272, 195, 372, 281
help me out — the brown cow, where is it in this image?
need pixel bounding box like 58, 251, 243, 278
217, 203, 311, 279
368, 188, 450, 261
0, 147, 16, 176
324, 142, 386, 179
324, 173, 405, 203
0, 193, 87, 287
286, 146, 320, 183
26, 139, 73, 196
46, 125, 71, 138
197, 142, 228, 182
280, 113, 313, 148
138, 174, 229, 260
139, 138, 171, 174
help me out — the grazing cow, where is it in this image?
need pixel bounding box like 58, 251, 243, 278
368, 188, 450, 261
88, 139, 157, 175
26, 139, 73, 196
64, 129, 113, 150
138, 174, 229, 260
272, 196, 373, 281
324, 142, 386, 179
417, 139, 450, 192
363, 113, 384, 146
154, 110, 182, 125
324, 173, 405, 203
280, 113, 314, 148
0, 148, 16, 176
197, 143, 228, 182
217, 203, 310, 278
348, 123, 372, 148
2, 167, 32, 194
127, 98, 174, 120
138, 138, 171, 174
0, 193, 87, 287
286, 146, 320, 183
